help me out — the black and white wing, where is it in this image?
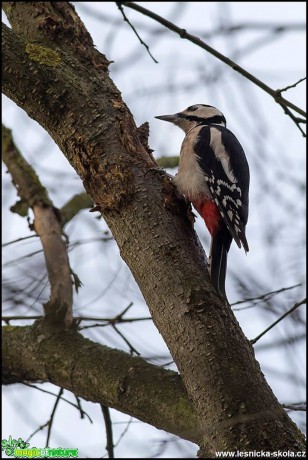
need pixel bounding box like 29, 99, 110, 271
194, 125, 250, 251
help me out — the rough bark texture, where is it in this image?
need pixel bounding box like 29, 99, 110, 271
2, 2, 306, 455
2, 324, 201, 445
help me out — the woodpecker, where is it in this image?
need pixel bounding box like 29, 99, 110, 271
155, 104, 249, 300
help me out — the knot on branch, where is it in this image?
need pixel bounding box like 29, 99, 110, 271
84, 158, 135, 213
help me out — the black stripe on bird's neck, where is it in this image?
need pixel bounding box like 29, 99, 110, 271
179, 114, 226, 126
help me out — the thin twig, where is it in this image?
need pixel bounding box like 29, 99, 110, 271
22, 383, 93, 422
116, 2, 158, 63
2, 235, 38, 247
112, 323, 141, 355
25, 388, 64, 444
26, 422, 49, 442
75, 395, 93, 421
46, 387, 64, 447
116, 301, 134, 318
101, 405, 115, 458
278, 77, 306, 93
3, 249, 45, 268
113, 417, 134, 447
231, 283, 302, 309
278, 101, 306, 136
78, 317, 151, 330
2, 314, 151, 323
254, 332, 306, 351
250, 298, 306, 345
2, 315, 42, 322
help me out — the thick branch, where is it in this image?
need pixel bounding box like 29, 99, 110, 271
2, 125, 52, 209
60, 192, 93, 226
2, 125, 73, 325
2, 324, 201, 445
33, 204, 73, 324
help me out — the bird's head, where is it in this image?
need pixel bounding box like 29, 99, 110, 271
155, 104, 226, 133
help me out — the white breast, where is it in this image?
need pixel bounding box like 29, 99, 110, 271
174, 126, 212, 201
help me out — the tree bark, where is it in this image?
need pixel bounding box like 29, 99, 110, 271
2, 2, 306, 455
2, 324, 201, 445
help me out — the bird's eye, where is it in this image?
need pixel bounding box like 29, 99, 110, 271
187, 105, 198, 112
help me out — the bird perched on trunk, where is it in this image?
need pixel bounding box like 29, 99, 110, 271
156, 104, 250, 300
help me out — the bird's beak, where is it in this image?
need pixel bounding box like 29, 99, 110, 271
155, 114, 178, 122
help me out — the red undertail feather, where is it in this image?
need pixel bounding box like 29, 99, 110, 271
194, 199, 223, 236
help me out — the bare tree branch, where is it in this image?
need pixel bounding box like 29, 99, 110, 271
231, 283, 302, 309
46, 387, 64, 447
254, 333, 306, 352
278, 77, 306, 93
60, 192, 93, 226
282, 402, 306, 412
2, 235, 38, 247
101, 405, 115, 458
250, 298, 306, 345
23, 383, 93, 423
116, 1, 158, 63
2, 314, 151, 324
2, 125, 73, 325
3, 324, 202, 445
119, 2, 306, 135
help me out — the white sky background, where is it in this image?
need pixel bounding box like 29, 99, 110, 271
2, 2, 306, 458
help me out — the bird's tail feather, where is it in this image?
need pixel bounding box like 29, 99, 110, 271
209, 228, 232, 300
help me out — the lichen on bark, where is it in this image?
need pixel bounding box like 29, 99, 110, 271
25, 43, 61, 66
